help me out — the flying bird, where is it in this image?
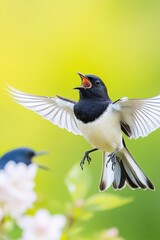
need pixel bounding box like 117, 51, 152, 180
0, 147, 48, 170
7, 73, 160, 191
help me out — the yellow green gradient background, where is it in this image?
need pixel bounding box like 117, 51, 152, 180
0, 1, 160, 239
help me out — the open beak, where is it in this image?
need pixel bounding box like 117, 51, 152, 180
74, 72, 92, 90
37, 164, 50, 170
35, 150, 48, 156
34, 150, 50, 170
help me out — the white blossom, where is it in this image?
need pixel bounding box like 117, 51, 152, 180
106, 228, 119, 237
0, 161, 37, 219
99, 227, 122, 240
18, 209, 66, 240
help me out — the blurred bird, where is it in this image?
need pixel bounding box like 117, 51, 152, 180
0, 147, 48, 170
7, 73, 160, 191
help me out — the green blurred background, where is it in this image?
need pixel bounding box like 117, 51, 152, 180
0, 0, 160, 239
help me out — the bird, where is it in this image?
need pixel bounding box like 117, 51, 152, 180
7, 73, 160, 191
0, 147, 48, 170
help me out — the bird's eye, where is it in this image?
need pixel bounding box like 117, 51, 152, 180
95, 80, 100, 86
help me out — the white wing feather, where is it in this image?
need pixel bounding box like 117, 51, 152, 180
113, 95, 160, 139
7, 85, 81, 135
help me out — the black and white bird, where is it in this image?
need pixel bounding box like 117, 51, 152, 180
7, 73, 160, 191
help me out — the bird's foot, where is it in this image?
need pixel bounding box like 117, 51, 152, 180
80, 152, 91, 170
80, 148, 98, 170
106, 152, 117, 171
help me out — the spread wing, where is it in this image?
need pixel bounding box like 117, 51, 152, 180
112, 95, 160, 139
7, 85, 81, 135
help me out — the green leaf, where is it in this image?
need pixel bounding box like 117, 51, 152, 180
78, 209, 94, 221
66, 226, 84, 237
65, 164, 92, 200
85, 193, 133, 211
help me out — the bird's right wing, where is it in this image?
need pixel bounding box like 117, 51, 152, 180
7, 85, 81, 135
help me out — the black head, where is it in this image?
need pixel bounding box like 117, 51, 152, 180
0, 148, 36, 167
74, 73, 110, 100
0, 147, 48, 169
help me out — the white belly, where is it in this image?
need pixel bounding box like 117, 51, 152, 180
76, 105, 123, 153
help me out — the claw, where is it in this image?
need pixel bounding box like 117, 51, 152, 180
106, 152, 117, 171
80, 148, 98, 170
87, 155, 92, 164
80, 152, 92, 170
80, 161, 84, 170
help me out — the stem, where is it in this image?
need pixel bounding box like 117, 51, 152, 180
0, 218, 5, 239
65, 199, 85, 230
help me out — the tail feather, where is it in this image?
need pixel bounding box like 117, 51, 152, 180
99, 147, 154, 191
99, 152, 114, 191
118, 160, 139, 189
120, 147, 154, 190
113, 160, 126, 189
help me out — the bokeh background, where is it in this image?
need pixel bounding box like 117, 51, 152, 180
0, 0, 160, 239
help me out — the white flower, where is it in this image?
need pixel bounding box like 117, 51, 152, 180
99, 227, 121, 240
106, 228, 119, 237
0, 161, 37, 219
18, 209, 66, 240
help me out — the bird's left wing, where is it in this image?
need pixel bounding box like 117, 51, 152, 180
7, 85, 81, 135
112, 95, 160, 139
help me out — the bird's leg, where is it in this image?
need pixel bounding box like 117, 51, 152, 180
80, 148, 98, 170
106, 149, 119, 171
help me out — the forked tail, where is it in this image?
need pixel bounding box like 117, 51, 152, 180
99, 147, 154, 191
